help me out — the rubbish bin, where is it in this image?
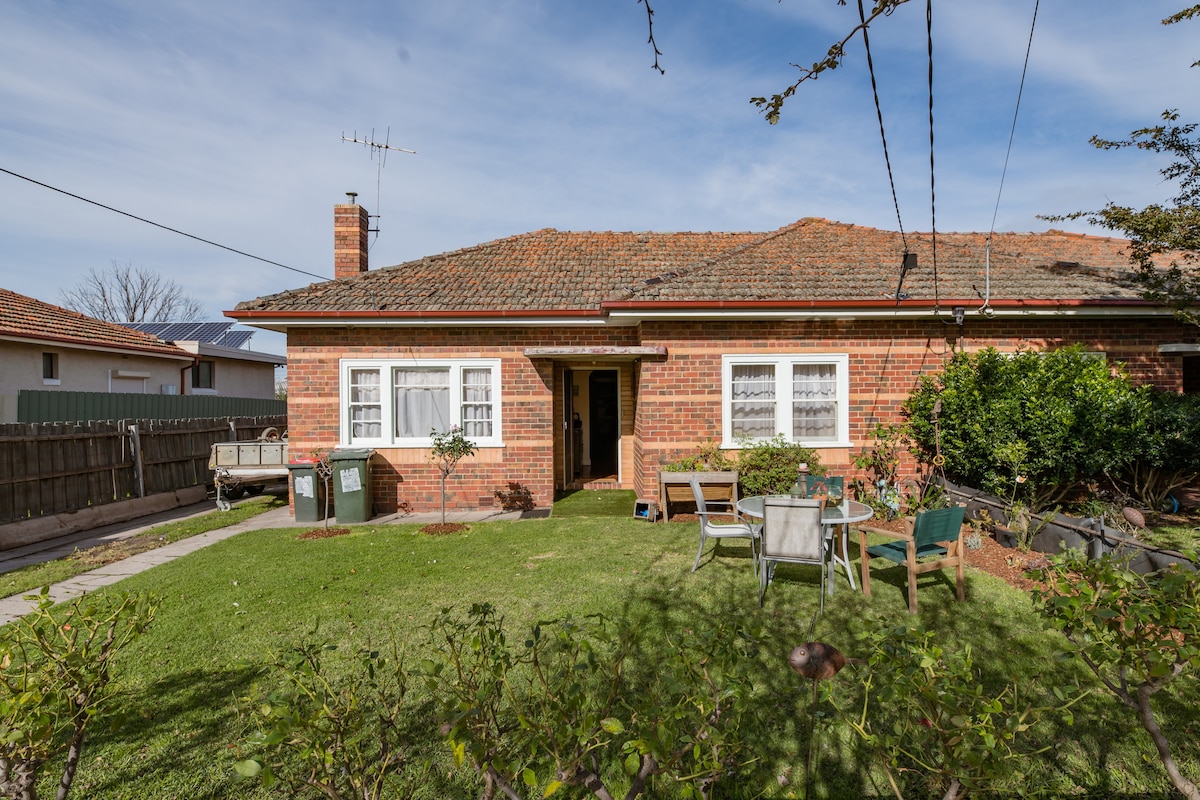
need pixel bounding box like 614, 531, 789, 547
330, 448, 375, 523
288, 458, 327, 522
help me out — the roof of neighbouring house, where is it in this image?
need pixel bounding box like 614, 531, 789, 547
0, 288, 193, 358
230, 219, 1154, 319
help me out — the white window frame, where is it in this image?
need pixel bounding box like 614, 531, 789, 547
721, 354, 850, 449
339, 358, 503, 448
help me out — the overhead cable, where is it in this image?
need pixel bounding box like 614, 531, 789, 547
0, 166, 330, 282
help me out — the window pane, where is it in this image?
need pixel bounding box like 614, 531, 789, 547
192, 361, 215, 389
395, 368, 450, 437
792, 364, 837, 441
731, 364, 775, 438
460, 367, 493, 438
349, 369, 382, 438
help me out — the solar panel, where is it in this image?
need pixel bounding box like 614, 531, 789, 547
120, 321, 256, 347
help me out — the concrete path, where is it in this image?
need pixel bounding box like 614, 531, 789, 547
0, 498, 528, 626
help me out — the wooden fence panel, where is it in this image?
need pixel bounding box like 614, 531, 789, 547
0, 414, 286, 525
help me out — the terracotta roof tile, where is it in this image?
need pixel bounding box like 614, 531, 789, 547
626, 219, 1142, 303
0, 288, 192, 358
233, 219, 1154, 315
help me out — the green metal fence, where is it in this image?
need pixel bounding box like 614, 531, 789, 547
17, 390, 285, 424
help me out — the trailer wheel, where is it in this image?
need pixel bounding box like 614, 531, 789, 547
217, 498, 232, 512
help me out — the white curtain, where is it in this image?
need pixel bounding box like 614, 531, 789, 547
730, 364, 776, 438
460, 367, 493, 438
349, 369, 382, 438
792, 364, 837, 440
394, 368, 451, 437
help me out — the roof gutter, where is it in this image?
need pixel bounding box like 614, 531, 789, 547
227, 308, 611, 329
603, 297, 1167, 320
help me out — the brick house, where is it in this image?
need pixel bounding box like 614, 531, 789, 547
229, 199, 1199, 517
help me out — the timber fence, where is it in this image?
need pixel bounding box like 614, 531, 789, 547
0, 415, 286, 525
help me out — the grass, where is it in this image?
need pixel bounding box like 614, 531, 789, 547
15, 493, 1200, 799
0, 494, 286, 599
551, 487, 638, 517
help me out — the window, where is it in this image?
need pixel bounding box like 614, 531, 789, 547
42, 352, 60, 384
340, 358, 502, 447
722, 354, 849, 448
192, 360, 215, 390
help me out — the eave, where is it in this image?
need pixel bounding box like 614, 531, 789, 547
227, 297, 1171, 331
0, 332, 194, 361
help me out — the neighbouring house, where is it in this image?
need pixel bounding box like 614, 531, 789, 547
229, 198, 1200, 517
0, 287, 193, 423
121, 321, 286, 401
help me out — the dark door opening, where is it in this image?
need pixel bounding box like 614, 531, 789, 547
589, 371, 619, 477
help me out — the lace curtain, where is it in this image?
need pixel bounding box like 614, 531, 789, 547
460, 367, 493, 438
792, 363, 837, 440
394, 368, 451, 438
730, 364, 776, 438
349, 368, 382, 439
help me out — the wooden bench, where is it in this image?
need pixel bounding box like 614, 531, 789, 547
657, 470, 740, 521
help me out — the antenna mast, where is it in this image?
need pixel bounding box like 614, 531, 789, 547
340, 127, 416, 240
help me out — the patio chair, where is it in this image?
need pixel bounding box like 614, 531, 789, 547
857, 505, 967, 614
758, 496, 827, 608
690, 476, 759, 574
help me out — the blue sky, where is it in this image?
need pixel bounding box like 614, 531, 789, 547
2, 1, 1198, 356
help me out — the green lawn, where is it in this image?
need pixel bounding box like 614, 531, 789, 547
22, 501, 1200, 799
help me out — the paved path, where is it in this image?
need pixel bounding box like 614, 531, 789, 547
1, 499, 526, 625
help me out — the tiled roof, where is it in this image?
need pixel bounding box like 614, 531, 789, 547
0, 288, 192, 358
624, 219, 1141, 304
233, 219, 1149, 316
234, 229, 760, 314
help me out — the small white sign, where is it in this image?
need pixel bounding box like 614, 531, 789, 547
295, 475, 314, 498
339, 467, 362, 493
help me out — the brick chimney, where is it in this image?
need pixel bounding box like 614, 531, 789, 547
334, 192, 368, 279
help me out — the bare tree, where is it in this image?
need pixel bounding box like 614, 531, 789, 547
59, 261, 203, 322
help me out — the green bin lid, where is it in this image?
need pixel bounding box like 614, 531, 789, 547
330, 448, 375, 461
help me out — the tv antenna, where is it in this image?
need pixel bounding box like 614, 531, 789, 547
340, 127, 416, 242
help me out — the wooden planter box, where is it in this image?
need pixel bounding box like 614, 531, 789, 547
657, 470, 739, 521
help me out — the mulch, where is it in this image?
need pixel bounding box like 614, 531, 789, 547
297, 527, 351, 540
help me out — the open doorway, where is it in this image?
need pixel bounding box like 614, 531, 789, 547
562, 367, 620, 487
588, 371, 619, 478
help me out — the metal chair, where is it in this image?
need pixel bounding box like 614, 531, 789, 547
689, 477, 758, 573
857, 505, 967, 614
759, 496, 827, 608
803, 475, 855, 590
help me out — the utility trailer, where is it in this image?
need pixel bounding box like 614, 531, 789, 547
208, 429, 288, 510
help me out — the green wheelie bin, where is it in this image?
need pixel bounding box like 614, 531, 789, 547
288, 457, 327, 522
330, 449, 375, 523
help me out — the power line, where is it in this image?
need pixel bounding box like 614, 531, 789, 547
0, 166, 330, 282
984, 0, 1040, 313
989, 0, 1040, 238
926, 0, 939, 311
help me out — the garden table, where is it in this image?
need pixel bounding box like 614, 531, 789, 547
737, 497, 873, 594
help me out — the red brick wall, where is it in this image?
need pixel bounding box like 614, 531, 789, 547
286, 316, 1194, 514
285, 326, 641, 515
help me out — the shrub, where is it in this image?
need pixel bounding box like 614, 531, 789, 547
734, 435, 822, 497
659, 440, 736, 473
1031, 549, 1200, 799
235, 635, 424, 800
421, 603, 761, 799
825, 626, 1084, 800
904, 346, 1146, 510
0, 588, 159, 800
